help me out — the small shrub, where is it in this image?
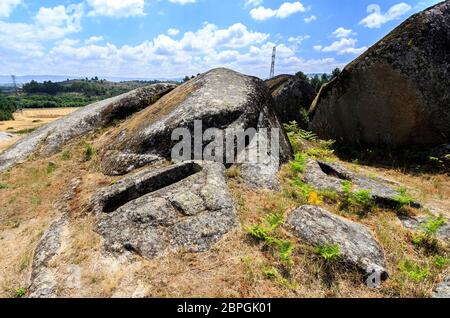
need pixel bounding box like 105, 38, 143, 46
82, 144, 95, 161
412, 215, 446, 247
46, 162, 57, 174
245, 214, 294, 265
308, 191, 322, 205
341, 180, 353, 195
265, 213, 284, 231
306, 147, 334, 160
246, 224, 269, 241
393, 187, 414, 208
291, 177, 314, 199
432, 256, 449, 268
349, 189, 373, 210
421, 215, 446, 237
15, 288, 26, 298
0, 183, 10, 189
277, 239, 294, 265
315, 244, 341, 262
320, 189, 339, 203
284, 121, 317, 141
399, 260, 430, 282
262, 266, 279, 279
290, 153, 308, 173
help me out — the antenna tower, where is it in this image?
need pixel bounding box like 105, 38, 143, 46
269, 46, 276, 79
11, 75, 18, 96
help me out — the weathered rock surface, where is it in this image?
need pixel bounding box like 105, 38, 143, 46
287, 205, 388, 282
0, 132, 15, 143
399, 215, 450, 241
100, 68, 292, 189
433, 276, 450, 298
303, 159, 421, 208
265, 74, 315, 125
93, 161, 237, 259
310, 1, 450, 146
0, 83, 176, 172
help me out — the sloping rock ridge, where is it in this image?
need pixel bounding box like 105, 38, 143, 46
310, 1, 450, 146
0, 83, 176, 172
303, 159, 421, 208
287, 205, 388, 282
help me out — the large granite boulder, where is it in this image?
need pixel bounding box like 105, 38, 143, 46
100, 68, 293, 189
0, 84, 176, 172
287, 205, 388, 283
266, 74, 315, 126
92, 161, 237, 259
310, 1, 450, 146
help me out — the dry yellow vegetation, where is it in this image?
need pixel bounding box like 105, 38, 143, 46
0, 108, 78, 153
0, 108, 77, 133
0, 122, 448, 298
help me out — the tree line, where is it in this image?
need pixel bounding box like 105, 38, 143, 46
296, 68, 341, 92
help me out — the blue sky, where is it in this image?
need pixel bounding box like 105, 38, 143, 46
0, 0, 442, 79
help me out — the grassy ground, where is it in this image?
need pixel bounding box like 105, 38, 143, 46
0, 123, 448, 298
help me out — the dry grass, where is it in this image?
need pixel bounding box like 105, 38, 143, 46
0, 108, 78, 134
0, 119, 448, 298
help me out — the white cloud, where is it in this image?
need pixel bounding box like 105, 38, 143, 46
304, 15, 316, 23
85, 36, 104, 44
2, 18, 344, 78
288, 35, 310, 44
0, 4, 83, 57
332, 27, 354, 38
359, 3, 412, 28
87, 0, 145, 18
250, 2, 305, 21
321, 38, 367, 55
168, 0, 197, 4
0, 0, 22, 18
168, 28, 180, 36
313, 27, 365, 55
313, 45, 322, 51
244, 0, 263, 7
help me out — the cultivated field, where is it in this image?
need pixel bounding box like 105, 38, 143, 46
0, 108, 78, 152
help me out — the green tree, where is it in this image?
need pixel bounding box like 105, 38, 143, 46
331, 68, 341, 78
295, 71, 309, 82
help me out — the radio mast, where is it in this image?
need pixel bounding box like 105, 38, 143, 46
11, 75, 18, 96
269, 46, 276, 79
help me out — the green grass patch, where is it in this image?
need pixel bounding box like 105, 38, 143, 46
46, 162, 57, 174
15, 288, 27, 298
315, 244, 341, 262
245, 213, 294, 266
82, 143, 95, 161
393, 187, 415, 208
290, 153, 308, 174
0, 183, 10, 189
61, 150, 71, 161
399, 260, 430, 282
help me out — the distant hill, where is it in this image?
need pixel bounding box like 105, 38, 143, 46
0, 75, 183, 85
